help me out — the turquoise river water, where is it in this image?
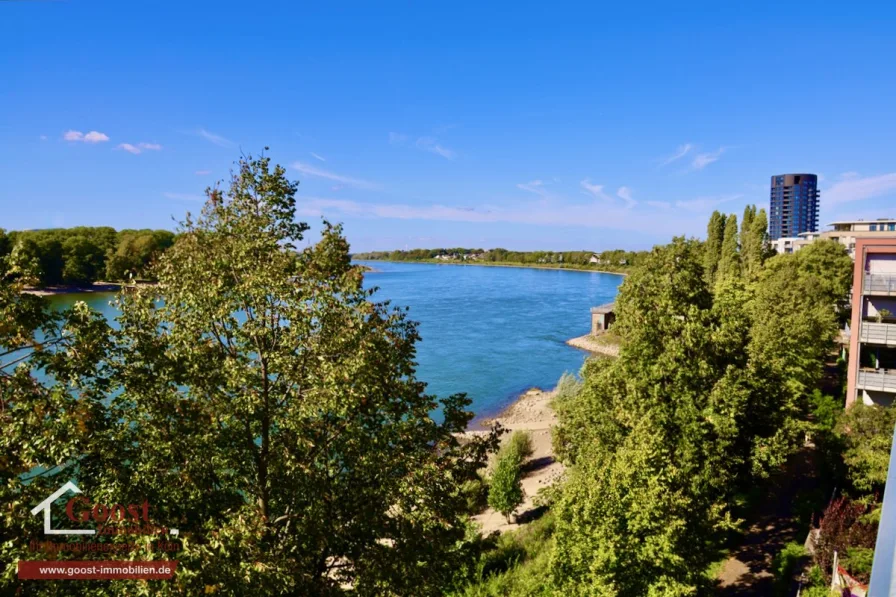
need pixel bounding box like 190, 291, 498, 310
41, 261, 622, 421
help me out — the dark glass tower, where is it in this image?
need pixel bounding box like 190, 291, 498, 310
769, 174, 820, 240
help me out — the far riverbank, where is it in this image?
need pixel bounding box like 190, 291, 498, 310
355, 259, 629, 276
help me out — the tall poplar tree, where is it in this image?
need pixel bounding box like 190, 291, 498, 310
716, 213, 741, 283
704, 211, 726, 287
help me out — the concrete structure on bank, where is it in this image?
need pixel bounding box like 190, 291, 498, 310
846, 238, 896, 407
590, 303, 616, 336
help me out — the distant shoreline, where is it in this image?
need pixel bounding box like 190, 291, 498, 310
354, 259, 628, 276
22, 281, 156, 297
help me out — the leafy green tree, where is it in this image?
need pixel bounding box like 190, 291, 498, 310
0, 153, 498, 596
837, 403, 896, 493
62, 235, 106, 285
704, 210, 725, 287
740, 205, 756, 272
488, 447, 524, 523
716, 213, 740, 283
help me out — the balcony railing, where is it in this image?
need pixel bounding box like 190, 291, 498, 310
856, 369, 896, 393
863, 272, 896, 296
859, 322, 896, 346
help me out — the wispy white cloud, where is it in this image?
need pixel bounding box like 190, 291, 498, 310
39, 135, 48, 141
580, 178, 612, 201
310, 152, 326, 162
195, 170, 211, 176
691, 147, 725, 171
416, 137, 456, 160
647, 200, 672, 209
294, 196, 708, 237
617, 186, 636, 207
164, 192, 205, 202
674, 194, 741, 212
825, 172, 896, 206
659, 143, 693, 166
389, 132, 409, 145
64, 130, 109, 143
116, 142, 162, 155
291, 162, 379, 190
196, 128, 234, 148
517, 180, 548, 197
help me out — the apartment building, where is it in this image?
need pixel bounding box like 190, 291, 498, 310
846, 237, 896, 407
772, 218, 896, 257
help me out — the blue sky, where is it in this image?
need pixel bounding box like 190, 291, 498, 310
2, 1, 896, 252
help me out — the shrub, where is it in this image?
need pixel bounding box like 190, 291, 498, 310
843, 546, 874, 582
502, 430, 533, 462
460, 474, 490, 514
772, 541, 806, 596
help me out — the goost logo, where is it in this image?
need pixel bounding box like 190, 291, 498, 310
30, 481, 167, 536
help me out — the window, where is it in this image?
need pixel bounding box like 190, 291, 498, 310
889, 224, 896, 231
871, 224, 878, 231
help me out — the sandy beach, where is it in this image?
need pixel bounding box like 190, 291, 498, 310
471, 387, 564, 535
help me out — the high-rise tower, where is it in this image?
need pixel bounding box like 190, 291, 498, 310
769, 174, 820, 240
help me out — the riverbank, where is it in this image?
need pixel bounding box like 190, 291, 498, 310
566, 332, 621, 357
354, 259, 629, 276
468, 386, 564, 535
22, 281, 156, 296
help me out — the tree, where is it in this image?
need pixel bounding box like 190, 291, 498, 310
0, 152, 498, 596
740, 205, 756, 272
837, 403, 896, 493
716, 214, 740, 283
488, 447, 524, 523
61, 235, 106, 285
744, 207, 772, 278
704, 211, 725, 287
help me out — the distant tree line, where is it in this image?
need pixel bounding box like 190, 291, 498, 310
352, 247, 647, 270
0, 227, 175, 287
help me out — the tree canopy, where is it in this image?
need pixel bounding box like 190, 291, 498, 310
0, 153, 498, 596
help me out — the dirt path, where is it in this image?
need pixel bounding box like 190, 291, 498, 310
715, 449, 819, 595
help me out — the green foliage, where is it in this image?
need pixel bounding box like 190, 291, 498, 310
452, 513, 555, 596
489, 443, 525, 522
836, 402, 896, 493
772, 541, 806, 597
717, 213, 741, 283
843, 546, 874, 579
704, 210, 725, 287
503, 430, 533, 462
461, 475, 491, 514
3, 226, 173, 287
0, 152, 499, 596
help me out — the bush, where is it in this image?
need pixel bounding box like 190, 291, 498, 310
843, 546, 874, 582
772, 541, 806, 596
836, 402, 896, 493
460, 475, 490, 514
502, 430, 533, 462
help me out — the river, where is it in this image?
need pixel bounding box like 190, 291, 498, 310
41, 261, 623, 420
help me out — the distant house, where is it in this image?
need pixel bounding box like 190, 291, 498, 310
619, 258, 628, 266
590, 303, 616, 335
589, 254, 602, 264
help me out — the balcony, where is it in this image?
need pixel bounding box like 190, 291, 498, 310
856, 369, 896, 393
859, 322, 896, 346
863, 272, 896, 296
